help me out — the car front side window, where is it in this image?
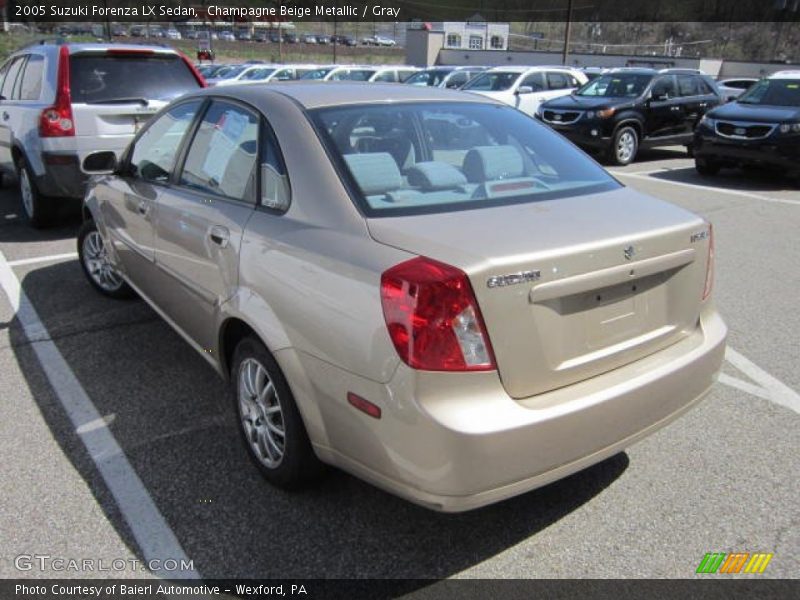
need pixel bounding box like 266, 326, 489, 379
128, 100, 202, 183
179, 100, 259, 203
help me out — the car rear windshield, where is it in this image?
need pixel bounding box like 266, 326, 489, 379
310, 102, 619, 217
737, 79, 800, 107
69, 53, 200, 103
461, 72, 521, 92
576, 74, 652, 97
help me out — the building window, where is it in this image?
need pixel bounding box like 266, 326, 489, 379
446, 33, 462, 48
468, 35, 483, 50
490, 36, 504, 49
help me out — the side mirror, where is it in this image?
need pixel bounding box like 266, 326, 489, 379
651, 92, 669, 102
82, 151, 118, 175
515, 86, 534, 95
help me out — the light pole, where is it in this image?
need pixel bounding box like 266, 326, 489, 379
562, 0, 574, 65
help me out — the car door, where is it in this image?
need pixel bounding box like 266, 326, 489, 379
0, 56, 26, 174
102, 99, 203, 291
645, 75, 683, 139
152, 99, 259, 351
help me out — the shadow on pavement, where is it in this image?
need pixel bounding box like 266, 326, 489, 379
9, 259, 630, 580
641, 165, 799, 194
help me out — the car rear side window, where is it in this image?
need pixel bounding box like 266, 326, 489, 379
651, 76, 678, 99
677, 75, 701, 97
546, 72, 569, 90
179, 100, 259, 203
69, 53, 200, 104
129, 100, 202, 183
1, 57, 25, 100
19, 54, 44, 101
260, 122, 290, 212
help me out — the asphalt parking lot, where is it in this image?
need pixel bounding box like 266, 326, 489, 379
0, 148, 798, 581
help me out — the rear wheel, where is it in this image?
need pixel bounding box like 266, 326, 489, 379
231, 336, 323, 489
695, 157, 720, 176
77, 220, 135, 299
17, 160, 52, 228
609, 126, 639, 166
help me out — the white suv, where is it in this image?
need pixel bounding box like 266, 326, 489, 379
0, 41, 205, 227
462, 66, 588, 117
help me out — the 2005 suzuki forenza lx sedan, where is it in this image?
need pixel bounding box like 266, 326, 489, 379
78, 83, 727, 511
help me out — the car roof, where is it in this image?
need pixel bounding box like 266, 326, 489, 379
769, 70, 800, 79
194, 81, 494, 110
18, 41, 180, 55
485, 65, 580, 73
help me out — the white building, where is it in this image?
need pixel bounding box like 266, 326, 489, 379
427, 21, 510, 51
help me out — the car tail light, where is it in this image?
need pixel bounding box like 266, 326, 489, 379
380, 257, 496, 371
703, 224, 715, 300
39, 45, 74, 137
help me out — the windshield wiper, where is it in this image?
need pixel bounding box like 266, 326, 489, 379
85, 97, 150, 106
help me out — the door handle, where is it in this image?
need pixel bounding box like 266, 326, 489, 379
670, 106, 681, 111
2, 112, 9, 121
136, 201, 149, 216
209, 225, 230, 248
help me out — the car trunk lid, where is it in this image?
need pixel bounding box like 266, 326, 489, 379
368, 187, 711, 399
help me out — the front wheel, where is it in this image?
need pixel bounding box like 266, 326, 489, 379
695, 157, 720, 176
609, 126, 639, 166
231, 336, 324, 489
77, 220, 135, 299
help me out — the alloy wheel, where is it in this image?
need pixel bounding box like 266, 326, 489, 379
238, 358, 286, 468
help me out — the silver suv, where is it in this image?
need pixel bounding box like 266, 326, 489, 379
0, 40, 205, 227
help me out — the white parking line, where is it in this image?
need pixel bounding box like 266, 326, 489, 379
7, 252, 78, 267
0, 250, 199, 579
721, 347, 800, 415
610, 169, 800, 206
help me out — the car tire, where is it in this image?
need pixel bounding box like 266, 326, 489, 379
609, 126, 639, 166
77, 220, 136, 299
231, 336, 324, 489
686, 144, 695, 158
695, 158, 720, 176
17, 159, 52, 228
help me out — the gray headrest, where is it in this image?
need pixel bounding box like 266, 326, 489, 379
406, 161, 467, 190
343, 153, 402, 195
463, 145, 525, 182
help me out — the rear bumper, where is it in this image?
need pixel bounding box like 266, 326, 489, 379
297, 306, 727, 512
34, 135, 134, 199
694, 131, 800, 173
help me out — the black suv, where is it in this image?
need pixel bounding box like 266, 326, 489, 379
693, 71, 800, 181
536, 68, 722, 165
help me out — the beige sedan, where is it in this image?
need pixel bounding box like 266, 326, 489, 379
77, 82, 727, 511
